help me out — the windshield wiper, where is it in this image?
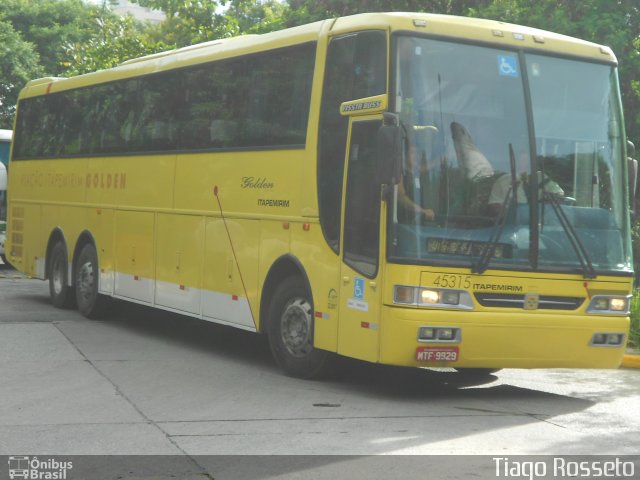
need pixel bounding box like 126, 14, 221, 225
544, 192, 597, 279
472, 144, 518, 274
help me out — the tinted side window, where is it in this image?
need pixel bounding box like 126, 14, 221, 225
13, 98, 39, 159
94, 80, 140, 155
240, 46, 315, 147
13, 42, 316, 159
130, 73, 181, 152
181, 42, 315, 151
317, 30, 387, 253
182, 60, 238, 150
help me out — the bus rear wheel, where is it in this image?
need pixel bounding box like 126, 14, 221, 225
75, 243, 109, 319
267, 276, 329, 379
49, 241, 75, 309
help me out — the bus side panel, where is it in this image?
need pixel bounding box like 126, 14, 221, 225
20, 159, 87, 205
10, 158, 88, 278
112, 155, 175, 210
229, 218, 260, 327
290, 224, 340, 352
85, 156, 125, 207
257, 219, 291, 331
114, 210, 155, 304
202, 217, 259, 330
155, 213, 204, 315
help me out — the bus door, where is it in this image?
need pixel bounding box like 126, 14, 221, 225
338, 118, 384, 362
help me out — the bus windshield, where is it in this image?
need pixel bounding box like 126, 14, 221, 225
390, 36, 631, 275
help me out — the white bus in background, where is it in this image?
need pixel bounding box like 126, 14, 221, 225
0, 129, 11, 262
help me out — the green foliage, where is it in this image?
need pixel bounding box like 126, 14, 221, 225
281, 0, 492, 26
629, 289, 640, 349
469, 0, 640, 152
135, 0, 241, 47
63, 14, 168, 76
227, 0, 287, 34
0, 0, 101, 76
0, 20, 43, 129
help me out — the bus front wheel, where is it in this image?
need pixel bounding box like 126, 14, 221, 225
75, 243, 109, 319
49, 241, 75, 309
267, 276, 329, 379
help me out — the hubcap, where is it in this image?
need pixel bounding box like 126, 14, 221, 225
280, 298, 313, 357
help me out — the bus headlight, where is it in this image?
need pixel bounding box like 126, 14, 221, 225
394, 286, 417, 304
441, 290, 460, 305
393, 286, 474, 309
420, 289, 440, 304
586, 295, 631, 315
609, 298, 627, 312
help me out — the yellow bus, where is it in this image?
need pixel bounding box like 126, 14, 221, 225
7, 12, 634, 378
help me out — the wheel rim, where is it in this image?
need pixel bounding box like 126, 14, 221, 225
280, 297, 313, 357
77, 260, 95, 302
52, 256, 65, 295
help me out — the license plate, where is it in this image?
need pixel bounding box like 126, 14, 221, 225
416, 346, 459, 362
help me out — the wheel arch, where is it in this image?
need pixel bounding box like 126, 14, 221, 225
259, 254, 312, 334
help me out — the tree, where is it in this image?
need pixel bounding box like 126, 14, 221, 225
63, 13, 168, 76
281, 0, 493, 27
226, 0, 287, 34
134, 0, 241, 47
0, 20, 43, 129
134, 0, 294, 46
469, 0, 640, 147
0, 0, 102, 76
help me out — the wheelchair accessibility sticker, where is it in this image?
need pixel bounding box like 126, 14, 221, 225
498, 54, 519, 77
347, 277, 369, 312
353, 277, 364, 300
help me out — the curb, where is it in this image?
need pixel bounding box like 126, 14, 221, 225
621, 354, 640, 369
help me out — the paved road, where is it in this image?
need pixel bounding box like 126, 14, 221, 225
0, 268, 638, 477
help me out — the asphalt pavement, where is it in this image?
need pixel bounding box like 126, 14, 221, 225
1, 265, 639, 479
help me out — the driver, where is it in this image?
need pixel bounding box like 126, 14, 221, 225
398, 144, 436, 222
488, 151, 564, 217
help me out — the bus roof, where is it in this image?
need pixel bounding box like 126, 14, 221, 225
19, 12, 616, 99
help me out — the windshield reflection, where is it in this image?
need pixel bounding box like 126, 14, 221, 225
391, 36, 631, 274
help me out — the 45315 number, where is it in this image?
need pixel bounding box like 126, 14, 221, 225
432, 274, 471, 289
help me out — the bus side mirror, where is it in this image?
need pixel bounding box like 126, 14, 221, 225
376, 113, 402, 186
628, 140, 637, 217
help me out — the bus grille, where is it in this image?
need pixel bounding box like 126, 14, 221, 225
474, 293, 584, 310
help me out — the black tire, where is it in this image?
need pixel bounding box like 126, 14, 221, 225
267, 276, 329, 379
49, 241, 75, 309
75, 243, 110, 319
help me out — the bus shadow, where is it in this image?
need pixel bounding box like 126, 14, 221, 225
62, 299, 598, 460
104, 299, 501, 391
103, 299, 595, 409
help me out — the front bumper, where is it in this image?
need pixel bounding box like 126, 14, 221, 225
379, 305, 628, 369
